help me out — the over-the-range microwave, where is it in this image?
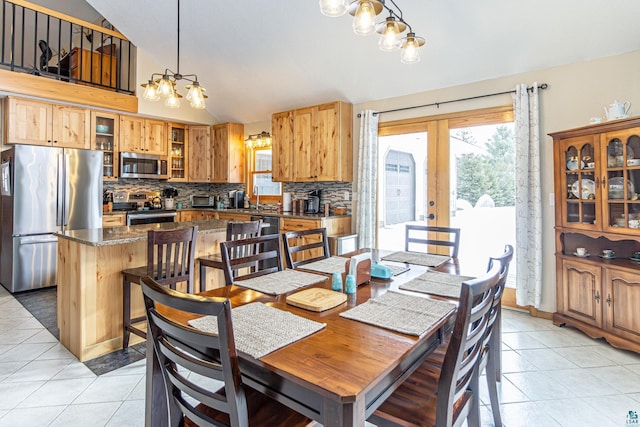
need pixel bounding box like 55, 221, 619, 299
119, 152, 168, 179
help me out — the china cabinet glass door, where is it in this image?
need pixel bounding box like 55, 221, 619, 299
561, 136, 598, 229
169, 124, 187, 181
602, 128, 640, 232
91, 111, 118, 180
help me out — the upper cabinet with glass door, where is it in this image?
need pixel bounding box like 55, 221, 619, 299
558, 135, 599, 230
601, 127, 640, 233
91, 111, 119, 181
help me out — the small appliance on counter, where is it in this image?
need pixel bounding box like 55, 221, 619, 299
305, 190, 321, 214
228, 190, 245, 209
191, 195, 215, 208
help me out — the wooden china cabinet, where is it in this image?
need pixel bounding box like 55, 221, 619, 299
551, 116, 640, 353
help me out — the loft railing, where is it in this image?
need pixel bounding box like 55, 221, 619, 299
1, 0, 136, 94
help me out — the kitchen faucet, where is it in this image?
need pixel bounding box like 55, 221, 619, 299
254, 185, 260, 210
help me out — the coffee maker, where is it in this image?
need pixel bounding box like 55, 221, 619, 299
306, 190, 321, 214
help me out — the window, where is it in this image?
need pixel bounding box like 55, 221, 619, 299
247, 148, 281, 201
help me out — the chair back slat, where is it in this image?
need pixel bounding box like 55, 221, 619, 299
219, 234, 284, 285
282, 228, 330, 269
141, 276, 248, 427
405, 225, 461, 258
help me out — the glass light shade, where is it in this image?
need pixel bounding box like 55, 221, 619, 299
352, 1, 376, 35
165, 92, 181, 108
157, 76, 174, 98
401, 33, 425, 64
319, 0, 348, 17
141, 80, 160, 101
378, 19, 402, 51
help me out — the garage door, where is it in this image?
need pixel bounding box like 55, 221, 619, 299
385, 150, 415, 225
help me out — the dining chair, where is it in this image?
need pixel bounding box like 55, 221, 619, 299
121, 226, 197, 349
282, 227, 331, 269
422, 244, 514, 427
140, 276, 311, 427
219, 234, 283, 285
405, 224, 461, 258
198, 220, 263, 291
367, 262, 502, 427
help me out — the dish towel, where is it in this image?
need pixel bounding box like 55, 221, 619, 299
340, 291, 455, 336
189, 302, 326, 359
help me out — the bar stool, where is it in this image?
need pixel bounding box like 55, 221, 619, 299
121, 226, 197, 349
198, 220, 262, 290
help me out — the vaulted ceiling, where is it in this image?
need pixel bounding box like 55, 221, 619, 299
76, 1, 640, 123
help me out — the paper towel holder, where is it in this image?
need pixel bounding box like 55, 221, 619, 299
283, 192, 292, 212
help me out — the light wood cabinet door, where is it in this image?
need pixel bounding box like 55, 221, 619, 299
5, 97, 53, 146
561, 259, 603, 328
91, 111, 119, 180
188, 125, 211, 182
119, 115, 145, 152
272, 111, 294, 181
169, 123, 188, 181
293, 107, 315, 181
604, 268, 640, 342
212, 123, 245, 183
317, 101, 352, 181
145, 119, 167, 155
52, 105, 90, 149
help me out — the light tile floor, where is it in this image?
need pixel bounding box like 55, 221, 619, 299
1, 284, 640, 427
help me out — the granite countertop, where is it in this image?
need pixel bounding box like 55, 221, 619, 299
56, 220, 228, 247
183, 207, 350, 220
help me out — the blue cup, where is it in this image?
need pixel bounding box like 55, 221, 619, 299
331, 272, 343, 292
345, 274, 356, 294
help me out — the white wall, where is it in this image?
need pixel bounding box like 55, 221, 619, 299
352, 50, 640, 313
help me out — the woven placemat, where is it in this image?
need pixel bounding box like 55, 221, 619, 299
339, 291, 455, 336
299, 256, 349, 274
234, 269, 326, 295
379, 262, 411, 276
189, 302, 326, 359
381, 251, 451, 267
399, 270, 475, 299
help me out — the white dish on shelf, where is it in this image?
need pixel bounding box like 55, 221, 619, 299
630, 257, 640, 262
571, 179, 596, 199
628, 159, 640, 166
573, 252, 590, 258
608, 177, 635, 199
599, 255, 615, 260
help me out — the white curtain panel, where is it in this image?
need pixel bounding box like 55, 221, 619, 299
356, 110, 379, 248
513, 83, 542, 308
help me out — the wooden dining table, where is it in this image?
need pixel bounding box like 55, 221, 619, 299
145, 249, 463, 427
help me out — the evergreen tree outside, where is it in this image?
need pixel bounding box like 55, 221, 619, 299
455, 125, 515, 207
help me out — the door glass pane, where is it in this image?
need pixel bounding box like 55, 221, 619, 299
377, 132, 427, 251
450, 123, 516, 282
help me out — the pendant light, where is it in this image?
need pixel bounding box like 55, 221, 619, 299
400, 32, 425, 64
321, 0, 426, 64
140, 0, 207, 109
349, 0, 383, 36
319, 0, 349, 17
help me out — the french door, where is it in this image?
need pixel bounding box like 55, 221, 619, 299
377, 106, 514, 278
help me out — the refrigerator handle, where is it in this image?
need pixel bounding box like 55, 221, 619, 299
56, 153, 64, 226
64, 153, 70, 226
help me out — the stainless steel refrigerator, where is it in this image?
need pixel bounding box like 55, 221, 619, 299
0, 145, 103, 293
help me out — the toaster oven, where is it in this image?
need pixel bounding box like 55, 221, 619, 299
191, 195, 215, 207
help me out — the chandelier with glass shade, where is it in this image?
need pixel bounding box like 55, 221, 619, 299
319, 0, 425, 64
140, 0, 207, 109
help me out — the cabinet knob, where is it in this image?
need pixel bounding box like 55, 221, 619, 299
606, 294, 612, 307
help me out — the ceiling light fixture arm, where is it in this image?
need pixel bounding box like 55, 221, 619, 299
382, 0, 412, 33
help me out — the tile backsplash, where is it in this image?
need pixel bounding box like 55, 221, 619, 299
104, 180, 353, 213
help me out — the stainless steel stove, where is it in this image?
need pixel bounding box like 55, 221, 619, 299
111, 191, 177, 225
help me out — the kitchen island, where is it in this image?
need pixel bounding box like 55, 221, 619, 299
56, 220, 228, 361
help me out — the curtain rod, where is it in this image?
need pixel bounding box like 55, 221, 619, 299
357, 83, 548, 117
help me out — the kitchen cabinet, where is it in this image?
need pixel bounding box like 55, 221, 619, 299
212, 123, 245, 183
119, 116, 168, 155
5, 96, 90, 149
178, 210, 217, 222
215, 212, 252, 222
102, 213, 126, 227
551, 116, 640, 353
188, 125, 211, 182
169, 123, 188, 181
91, 111, 119, 180
272, 101, 352, 182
